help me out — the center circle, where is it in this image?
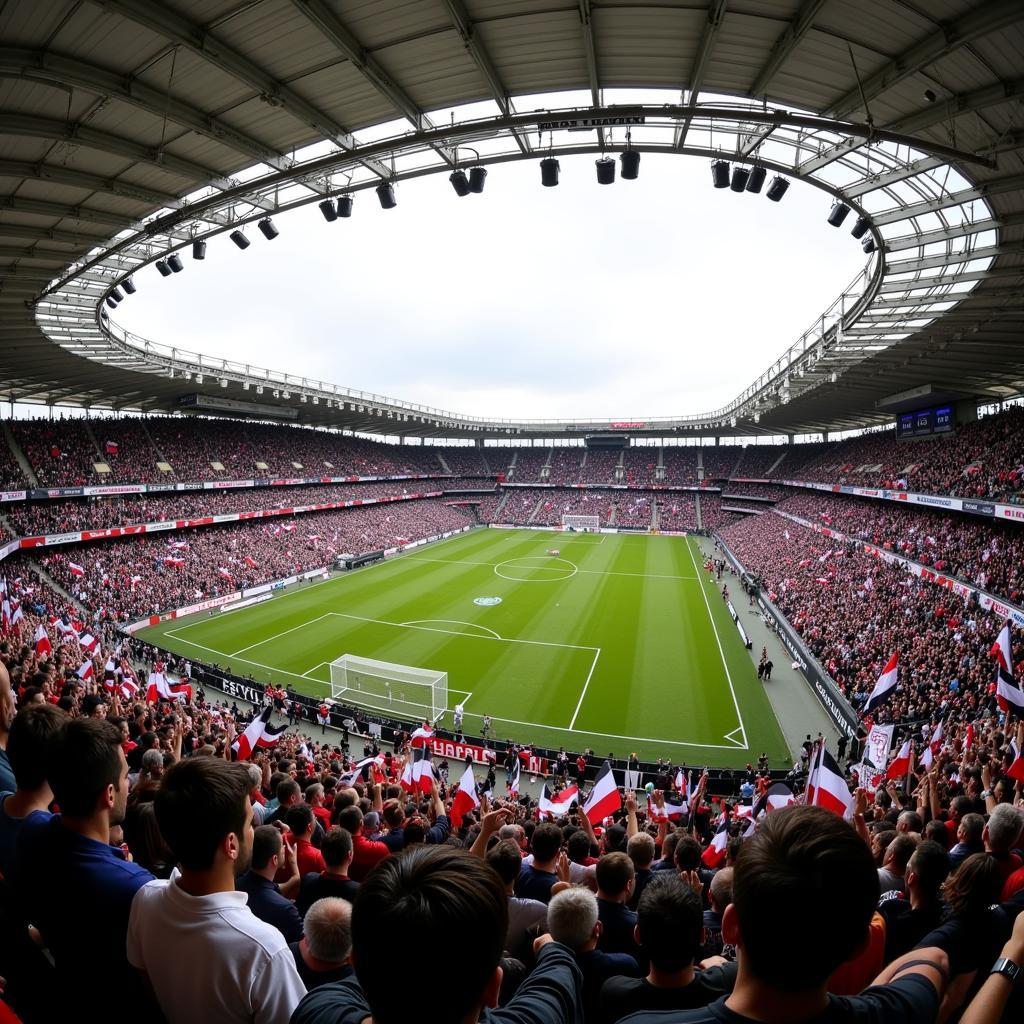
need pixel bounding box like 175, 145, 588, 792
494, 557, 578, 583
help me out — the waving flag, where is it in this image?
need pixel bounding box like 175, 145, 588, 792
701, 821, 730, 868
886, 739, 912, 782
78, 632, 99, 654
340, 754, 386, 788
449, 765, 480, 827
9, 602, 22, 628
648, 793, 687, 822
752, 782, 796, 819
506, 756, 520, 798
68, 562, 85, 577
76, 659, 95, 681
920, 720, 944, 769
1007, 737, 1024, 783
865, 653, 899, 714
538, 783, 578, 820
582, 762, 620, 826
410, 725, 434, 748
146, 670, 192, 704
806, 744, 854, 817
163, 556, 185, 568
34, 624, 52, 657
993, 622, 1024, 716
233, 706, 288, 760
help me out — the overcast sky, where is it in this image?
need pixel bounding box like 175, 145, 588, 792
116, 151, 866, 422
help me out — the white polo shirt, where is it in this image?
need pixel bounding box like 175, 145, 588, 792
127, 869, 306, 1024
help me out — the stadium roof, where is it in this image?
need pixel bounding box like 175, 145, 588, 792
1, 0, 1022, 439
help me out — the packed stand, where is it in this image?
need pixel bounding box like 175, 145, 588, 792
769, 440, 833, 478
546, 448, 584, 486
532, 489, 613, 527
579, 450, 621, 485
702, 447, 743, 481
438, 447, 493, 475
471, 491, 512, 523
437, 477, 497, 492
90, 417, 165, 482
612, 493, 654, 529
11, 418, 107, 488
776, 492, 1024, 604
0, 432, 26, 490
33, 499, 472, 621
660, 447, 699, 485
509, 448, 549, 483
731, 445, 787, 479
719, 483, 791, 500
698, 493, 744, 531
489, 491, 541, 524
656, 493, 698, 531
621, 446, 660, 486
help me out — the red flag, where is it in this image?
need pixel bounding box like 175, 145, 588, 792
886, 739, 912, 781
806, 744, 854, 817
68, 562, 85, 577
449, 765, 480, 827
410, 725, 434, 749
233, 706, 288, 760
1007, 739, 1024, 783
34, 625, 52, 657
582, 763, 620, 825
701, 822, 729, 868
865, 653, 899, 714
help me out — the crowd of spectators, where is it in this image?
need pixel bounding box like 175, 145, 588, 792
701, 448, 744, 481
613, 494, 655, 529
531, 490, 614, 528
484, 491, 542, 524
509, 448, 550, 483
730, 446, 787, 479
28, 499, 471, 621
697, 494, 743, 531
579, 450, 621, 485
775, 493, 1024, 604
547, 448, 585, 486
621, 447, 661, 486
10, 419, 110, 488
655, 494, 698, 531
437, 447, 493, 475
719, 483, 791, 501
660, 447, 700, 486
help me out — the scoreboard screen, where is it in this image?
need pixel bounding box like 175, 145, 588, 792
896, 405, 954, 439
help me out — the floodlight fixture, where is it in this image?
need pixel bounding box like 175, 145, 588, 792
449, 169, 471, 196
109, 286, 123, 301
766, 176, 790, 202
193, 239, 207, 260
319, 199, 338, 222
730, 166, 750, 192
862, 236, 876, 254
122, 277, 136, 294
620, 149, 640, 180
167, 253, 184, 273
850, 216, 870, 239
540, 157, 560, 187
229, 229, 250, 249
711, 160, 730, 188
468, 167, 487, 193
105, 296, 118, 309
195, 374, 204, 384
219, 378, 228, 388
258, 217, 279, 240
376, 182, 397, 209
827, 202, 850, 227
155, 259, 171, 277
595, 156, 615, 185
745, 166, 766, 193
337, 195, 353, 218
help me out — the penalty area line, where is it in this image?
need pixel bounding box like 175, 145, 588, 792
567, 648, 602, 730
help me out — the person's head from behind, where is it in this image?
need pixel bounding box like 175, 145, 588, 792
321, 826, 353, 871
674, 835, 702, 872
336, 804, 363, 837
941, 852, 1002, 917
567, 829, 592, 864
883, 833, 918, 874
984, 803, 1024, 855
352, 845, 507, 1024
596, 850, 635, 901
250, 825, 284, 875
709, 866, 733, 914
276, 778, 301, 807
530, 821, 562, 864
7, 703, 66, 795
286, 802, 315, 840
155, 757, 253, 877
627, 831, 655, 871
50, 717, 128, 824
636, 874, 702, 972
304, 898, 352, 966
486, 838, 523, 889
547, 885, 600, 952
958, 812, 984, 846
905, 840, 949, 903
728, 805, 878, 992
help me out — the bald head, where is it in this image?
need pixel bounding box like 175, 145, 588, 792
304, 898, 353, 963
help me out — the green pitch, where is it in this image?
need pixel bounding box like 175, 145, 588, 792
140, 529, 791, 766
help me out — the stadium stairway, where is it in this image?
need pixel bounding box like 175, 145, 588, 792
435, 451, 451, 473
80, 419, 104, 463
607, 503, 616, 527
764, 448, 789, 477
28, 558, 90, 618
694, 492, 703, 530
527, 496, 546, 523
492, 491, 510, 519
696, 447, 704, 481
650, 501, 659, 530
504, 449, 518, 480
140, 420, 174, 473
1, 421, 37, 486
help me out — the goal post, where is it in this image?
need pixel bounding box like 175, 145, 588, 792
562, 514, 600, 532
328, 653, 448, 723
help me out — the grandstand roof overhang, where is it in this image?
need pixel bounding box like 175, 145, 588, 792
2, 0, 1023, 439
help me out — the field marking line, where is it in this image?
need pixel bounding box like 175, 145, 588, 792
327, 612, 599, 653
494, 557, 578, 582
303, 661, 328, 678
399, 619, 502, 640
684, 538, 749, 749
230, 613, 333, 657
568, 648, 602, 730
405, 554, 699, 582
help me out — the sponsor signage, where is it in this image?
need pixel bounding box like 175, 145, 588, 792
0, 490, 27, 502
537, 115, 645, 130
610, 421, 647, 429
962, 499, 996, 516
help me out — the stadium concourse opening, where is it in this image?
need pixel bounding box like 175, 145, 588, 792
4, 2, 1024, 1022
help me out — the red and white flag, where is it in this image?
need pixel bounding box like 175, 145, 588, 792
752, 782, 796, 819
233, 706, 288, 760
68, 562, 85, 577
9, 603, 22, 627
34, 624, 52, 657
1007, 738, 1024, 783
886, 739, 912, 781
993, 622, 1024, 717
146, 670, 193, 704
582, 763, 620, 826
506, 756, 520, 798
538, 783, 578, 820
410, 725, 434, 748
449, 765, 480, 827
78, 632, 99, 654
648, 794, 687, 822
76, 659, 94, 681
217, 567, 233, 581
701, 821, 730, 868
163, 556, 185, 568
865, 653, 899, 714
243, 556, 258, 569
340, 754, 386, 787
806, 744, 854, 817
920, 720, 944, 769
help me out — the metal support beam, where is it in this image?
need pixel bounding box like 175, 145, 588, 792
577, 0, 604, 147
870, 173, 1024, 226
674, 0, 728, 149
842, 156, 944, 198
750, 0, 827, 97
96, 0, 392, 180
0, 194, 134, 230
884, 211, 1024, 252
0, 158, 181, 206
888, 76, 1024, 136
827, 0, 1024, 118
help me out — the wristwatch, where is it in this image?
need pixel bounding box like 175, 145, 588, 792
990, 958, 1021, 985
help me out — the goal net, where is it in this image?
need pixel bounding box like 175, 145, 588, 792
329, 653, 448, 723
562, 514, 600, 532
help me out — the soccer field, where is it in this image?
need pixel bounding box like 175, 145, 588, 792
139, 528, 792, 766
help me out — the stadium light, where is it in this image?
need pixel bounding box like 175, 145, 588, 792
192, 239, 206, 260
540, 157, 560, 187
109, 286, 123, 301
745, 166, 766, 193
449, 169, 470, 196
711, 160, 730, 188
105, 296, 118, 309
850, 215, 870, 239
219, 378, 228, 388
256, 385, 264, 394
229, 229, 250, 249
242, 381, 250, 390
595, 157, 615, 185
122, 276, 136, 294
337, 195, 353, 218
376, 182, 397, 209
195, 374, 204, 384
730, 166, 750, 192
766, 176, 790, 202
468, 167, 487, 193
862, 236, 876, 254
827, 202, 850, 227
318, 199, 338, 222
620, 150, 640, 180
258, 217, 279, 240
167, 254, 184, 273
155, 259, 171, 277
